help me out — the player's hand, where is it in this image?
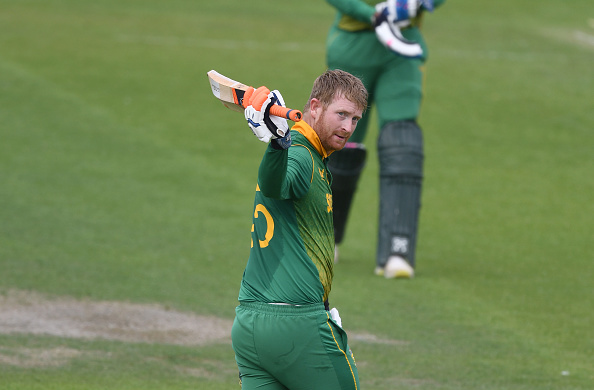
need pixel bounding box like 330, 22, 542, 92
373, 0, 433, 28
372, 2, 391, 27
244, 87, 289, 144
373, 0, 424, 58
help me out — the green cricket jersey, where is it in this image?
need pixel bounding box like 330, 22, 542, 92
238, 121, 335, 305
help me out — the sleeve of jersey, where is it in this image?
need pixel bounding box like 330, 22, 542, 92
326, 0, 375, 23
258, 144, 313, 200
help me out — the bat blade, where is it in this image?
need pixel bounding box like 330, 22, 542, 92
207, 70, 302, 122
207, 70, 248, 113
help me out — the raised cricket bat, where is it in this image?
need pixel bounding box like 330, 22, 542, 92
207, 70, 302, 122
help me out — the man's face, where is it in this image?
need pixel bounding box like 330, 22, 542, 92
310, 94, 363, 152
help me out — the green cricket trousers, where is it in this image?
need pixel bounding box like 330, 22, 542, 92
232, 301, 360, 390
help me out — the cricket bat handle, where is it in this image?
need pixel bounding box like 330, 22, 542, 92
269, 105, 302, 122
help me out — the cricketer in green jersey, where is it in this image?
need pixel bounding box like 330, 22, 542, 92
231, 70, 368, 390
325, 0, 447, 278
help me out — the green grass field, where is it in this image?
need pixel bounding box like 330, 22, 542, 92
1, 0, 593, 389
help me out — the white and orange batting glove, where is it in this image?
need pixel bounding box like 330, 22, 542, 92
244, 87, 291, 148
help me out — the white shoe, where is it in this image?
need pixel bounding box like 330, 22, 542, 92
334, 246, 339, 264
383, 256, 414, 279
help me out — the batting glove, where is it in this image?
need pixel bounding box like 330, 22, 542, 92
244, 87, 290, 147
329, 307, 342, 328
374, 0, 433, 27
373, 0, 434, 58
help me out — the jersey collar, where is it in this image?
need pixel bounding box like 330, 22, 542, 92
291, 120, 331, 158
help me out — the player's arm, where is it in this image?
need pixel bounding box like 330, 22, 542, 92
326, 0, 375, 25
245, 87, 311, 200
257, 144, 312, 200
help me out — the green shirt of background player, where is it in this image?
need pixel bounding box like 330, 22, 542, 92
325, 0, 446, 278
231, 69, 368, 390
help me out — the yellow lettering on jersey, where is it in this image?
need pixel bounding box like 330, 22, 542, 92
253, 204, 274, 248
326, 193, 333, 213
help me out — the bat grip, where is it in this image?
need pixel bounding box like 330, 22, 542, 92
269, 105, 302, 122
241, 87, 302, 122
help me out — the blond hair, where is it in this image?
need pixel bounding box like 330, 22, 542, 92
304, 69, 368, 114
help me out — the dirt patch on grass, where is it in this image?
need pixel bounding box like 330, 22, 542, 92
0, 289, 403, 370
0, 346, 85, 368
0, 289, 232, 346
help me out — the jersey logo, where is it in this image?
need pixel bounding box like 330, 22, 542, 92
326, 193, 333, 213
391, 236, 409, 254
318, 167, 330, 185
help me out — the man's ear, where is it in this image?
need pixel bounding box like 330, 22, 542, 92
309, 98, 322, 120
